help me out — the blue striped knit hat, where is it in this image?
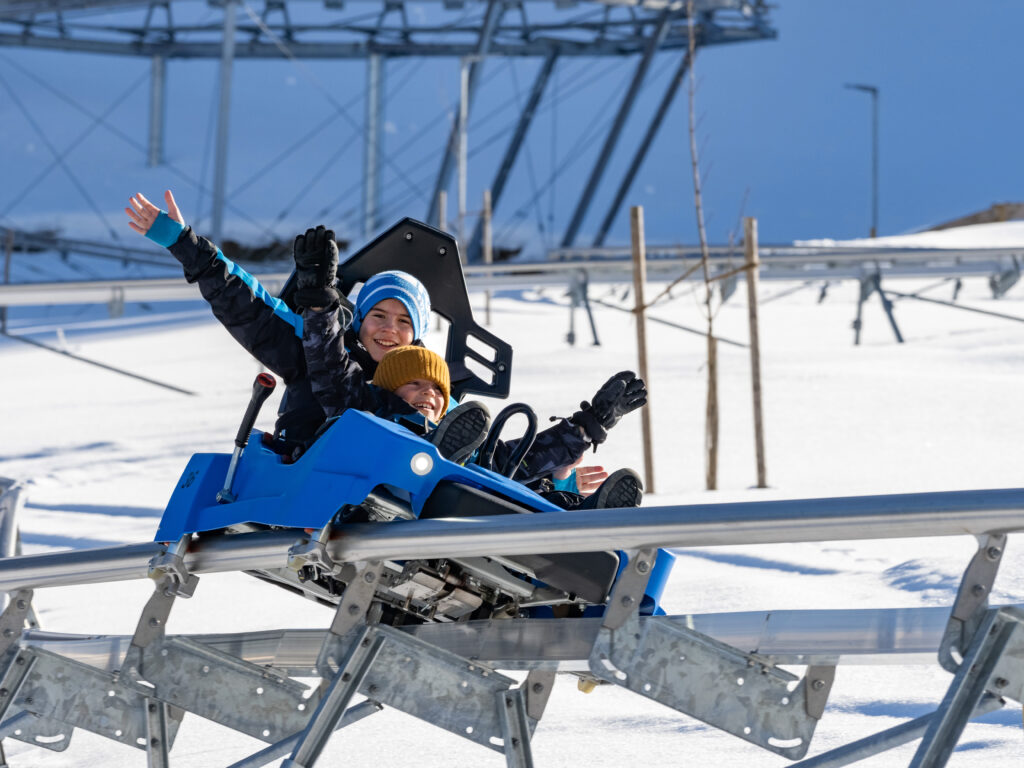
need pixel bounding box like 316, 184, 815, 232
351, 270, 431, 340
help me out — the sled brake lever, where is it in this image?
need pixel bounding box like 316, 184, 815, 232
217, 372, 277, 503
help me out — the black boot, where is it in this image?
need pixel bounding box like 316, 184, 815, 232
578, 468, 643, 510
429, 401, 491, 464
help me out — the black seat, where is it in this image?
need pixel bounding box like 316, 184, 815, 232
280, 218, 512, 401
421, 481, 620, 604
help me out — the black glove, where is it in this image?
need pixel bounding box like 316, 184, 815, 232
569, 371, 648, 446
293, 225, 339, 308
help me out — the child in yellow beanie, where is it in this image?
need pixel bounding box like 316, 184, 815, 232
372, 345, 451, 424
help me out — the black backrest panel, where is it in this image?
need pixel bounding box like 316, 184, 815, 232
282, 218, 513, 400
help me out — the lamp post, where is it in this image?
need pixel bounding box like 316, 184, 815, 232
844, 83, 879, 238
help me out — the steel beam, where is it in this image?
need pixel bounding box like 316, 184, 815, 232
0, 29, 770, 59
210, 0, 238, 244
147, 54, 166, 167
593, 49, 689, 246
0, 488, 1024, 593
466, 49, 558, 262
560, 9, 672, 247
425, 0, 503, 227
22, 605, 1024, 676
0, 0, 759, 16
362, 53, 384, 239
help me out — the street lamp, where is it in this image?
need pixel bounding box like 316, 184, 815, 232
844, 83, 879, 238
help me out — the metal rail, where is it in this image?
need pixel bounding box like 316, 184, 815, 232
0, 487, 1022, 593
1, 244, 1020, 309
22, 604, 999, 673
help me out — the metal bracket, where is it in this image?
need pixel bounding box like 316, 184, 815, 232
8, 647, 184, 753
360, 624, 535, 752
148, 535, 199, 599
601, 548, 656, 631
0, 710, 73, 754
804, 665, 836, 720
327, 561, 384, 638
0, 590, 33, 658
939, 533, 1006, 673
522, 668, 556, 722
287, 525, 343, 579
129, 636, 315, 743
314, 560, 384, 680
589, 612, 829, 759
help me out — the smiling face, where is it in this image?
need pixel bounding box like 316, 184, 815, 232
357, 298, 416, 362
393, 378, 446, 424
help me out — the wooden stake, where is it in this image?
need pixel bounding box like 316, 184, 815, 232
744, 217, 767, 488
685, 1, 717, 491
483, 188, 492, 326
630, 206, 655, 494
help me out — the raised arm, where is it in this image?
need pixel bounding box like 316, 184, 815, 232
124, 189, 308, 384
295, 227, 379, 419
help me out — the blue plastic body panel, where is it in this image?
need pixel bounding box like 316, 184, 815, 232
157, 410, 561, 541
156, 409, 675, 611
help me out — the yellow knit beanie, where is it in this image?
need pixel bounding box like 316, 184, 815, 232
373, 346, 451, 416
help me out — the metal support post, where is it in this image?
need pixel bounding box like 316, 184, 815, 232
210, 0, 238, 244
630, 207, 655, 493
561, 10, 672, 247
593, 50, 690, 247
467, 50, 558, 262
483, 188, 492, 324
911, 607, 1024, 768
871, 273, 904, 344
1, 229, 12, 335
457, 57, 469, 256
579, 271, 600, 345
426, 0, 502, 226
362, 54, 384, 239
144, 699, 171, 768
498, 687, 534, 768
283, 627, 384, 768
852, 276, 870, 346
148, 55, 166, 168
790, 694, 1003, 768
567, 271, 599, 347
226, 700, 381, 768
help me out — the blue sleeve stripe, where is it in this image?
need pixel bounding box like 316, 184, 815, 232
213, 251, 303, 338
552, 472, 579, 494
145, 211, 186, 248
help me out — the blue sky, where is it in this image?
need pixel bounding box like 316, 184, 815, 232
0, 0, 1021, 254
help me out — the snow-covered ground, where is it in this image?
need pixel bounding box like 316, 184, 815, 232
796, 219, 1024, 249
2, 268, 1024, 765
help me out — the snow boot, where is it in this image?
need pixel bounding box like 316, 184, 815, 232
579, 468, 643, 510
429, 401, 491, 465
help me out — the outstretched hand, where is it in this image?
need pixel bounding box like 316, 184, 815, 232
569, 370, 648, 447
293, 224, 340, 308
552, 455, 609, 497
125, 190, 184, 235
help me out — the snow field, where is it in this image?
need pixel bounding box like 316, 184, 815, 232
1, 275, 1023, 765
